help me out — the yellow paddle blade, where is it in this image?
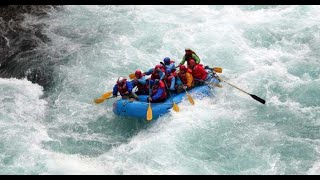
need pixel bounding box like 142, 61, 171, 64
173, 103, 180, 112
129, 73, 136, 80
94, 98, 105, 104
147, 102, 152, 121
213, 67, 222, 73
94, 91, 112, 104
187, 93, 195, 105
101, 91, 112, 99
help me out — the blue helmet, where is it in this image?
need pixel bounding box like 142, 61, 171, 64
163, 57, 170, 65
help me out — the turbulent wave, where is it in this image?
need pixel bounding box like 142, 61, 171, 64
0, 6, 61, 90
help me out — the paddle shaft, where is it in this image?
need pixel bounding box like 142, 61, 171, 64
163, 80, 175, 103
146, 80, 153, 121
148, 80, 152, 101
222, 80, 249, 95
175, 74, 190, 94
163, 80, 180, 111
106, 95, 118, 100
221, 78, 266, 104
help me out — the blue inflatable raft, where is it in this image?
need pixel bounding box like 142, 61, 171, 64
112, 74, 220, 120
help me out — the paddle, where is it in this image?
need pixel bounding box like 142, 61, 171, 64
163, 80, 180, 112
220, 78, 266, 104
146, 80, 153, 121
204, 66, 222, 73
185, 89, 195, 105
175, 75, 195, 105
212, 67, 222, 73
94, 91, 113, 104
129, 73, 135, 80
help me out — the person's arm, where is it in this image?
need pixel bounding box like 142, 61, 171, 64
192, 54, 201, 64
137, 76, 146, 85
152, 88, 164, 100
144, 68, 154, 75
170, 77, 175, 90
159, 70, 165, 80
131, 80, 137, 88
168, 63, 176, 71
112, 84, 118, 96
148, 79, 154, 89
179, 55, 186, 65
126, 81, 133, 93
176, 76, 182, 85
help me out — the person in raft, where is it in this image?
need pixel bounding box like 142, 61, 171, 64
112, 77, 139, 101
163, 69, 176, 93
144, 64, 165, 80
179, 48, 201, 68
188, 59, 208, 86
132, 70, 149, 95
175, 64, 194, 93
163, 57, 176, 72
147, 79, 167, 103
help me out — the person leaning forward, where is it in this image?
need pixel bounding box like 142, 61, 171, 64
179, 48, 201, 68
113, 77, 139, 101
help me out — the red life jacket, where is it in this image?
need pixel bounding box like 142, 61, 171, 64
171, 71, 177, 77
117, 79, 128, 95
151, 80, 167, 100
151, 73, 160, 80
164, 70, 177, 87
156, 65, 165, 72
136, 78, 148, 92
151, 68, 164, 80
164, 75, 174, 88
192, 64, 208, 80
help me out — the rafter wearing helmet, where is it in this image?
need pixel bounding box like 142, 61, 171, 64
176, 65, 194, 93
163, 57, 176, 73
132, 70, 149, 95
179, 48, 201, 68
188, 59, 208, 85
144, 64, 165, 80
112, 76, 139, 100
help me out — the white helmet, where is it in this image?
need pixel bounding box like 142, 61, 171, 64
117, 77, 125, 85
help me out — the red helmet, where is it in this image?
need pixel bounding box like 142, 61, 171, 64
154, 65, 162, 72
155, 65, 162, 70
189, 59, 196, 66
135, 70, 142, 78
180, 65, 187, 71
